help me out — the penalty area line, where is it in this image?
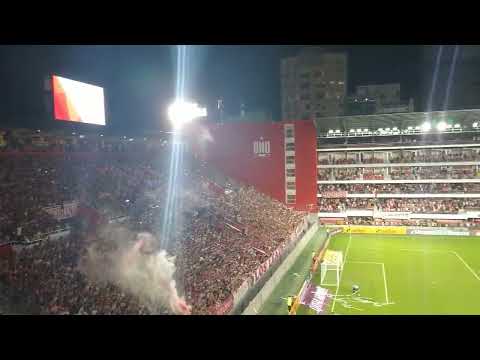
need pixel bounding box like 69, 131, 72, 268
451, 251, 480, 282
331, 232, 352, 313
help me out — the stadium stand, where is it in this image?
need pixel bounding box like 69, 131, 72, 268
0, 129, 305, 314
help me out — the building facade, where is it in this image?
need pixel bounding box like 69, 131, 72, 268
281, 47, 347, 122
344, 84, 414, 116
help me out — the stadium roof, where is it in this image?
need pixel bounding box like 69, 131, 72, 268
314, 109, 480, 133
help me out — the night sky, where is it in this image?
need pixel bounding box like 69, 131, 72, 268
0, 45, 421, 133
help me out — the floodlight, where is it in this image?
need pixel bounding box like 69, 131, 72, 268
436, 121, 447, 131
168, 100, 207, 131
421, 122, 431, 132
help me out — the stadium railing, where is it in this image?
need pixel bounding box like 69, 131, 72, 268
241, 219, 322, 315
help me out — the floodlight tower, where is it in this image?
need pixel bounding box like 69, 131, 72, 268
161, 99, 207, 250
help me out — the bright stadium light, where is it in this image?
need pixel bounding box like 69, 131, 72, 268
407, 126, 413, 130
473, 122, 478, 128
446, 124, 453, 129
168, 99, 207, 131
356, 128, 362, 133
363, 128, 369, 132
454, 123, 461, 128
436, 121, 447, 131
350, 129, 355, 133
328, 129, 334, 134
421, 122, 431, 132
335, 129, 341, 133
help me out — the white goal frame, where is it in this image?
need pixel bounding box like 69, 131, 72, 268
320, 250, 343, 287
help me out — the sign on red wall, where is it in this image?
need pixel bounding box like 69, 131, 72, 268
187, 120, 317, 212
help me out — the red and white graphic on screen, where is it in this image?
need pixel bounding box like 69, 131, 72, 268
52, 75, 106, 125
253, 137, 271, 157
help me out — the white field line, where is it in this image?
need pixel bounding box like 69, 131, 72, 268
381, 263, 390, 304
451, 251, 480, 282
331, 233, 352, 313
344, 232, 352, 267
399, 248, 447, 253
346, 261, 390, 304
398, 248, 480, 281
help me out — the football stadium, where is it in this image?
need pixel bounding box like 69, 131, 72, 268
1, 45, 480, 315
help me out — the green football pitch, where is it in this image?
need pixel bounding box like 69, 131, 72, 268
259, 230, 480, 315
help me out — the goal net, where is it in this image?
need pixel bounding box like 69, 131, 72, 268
320, 250, 343, 287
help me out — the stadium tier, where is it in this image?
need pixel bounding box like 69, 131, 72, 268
0, 128, 310, 314
2, 112, 480, 315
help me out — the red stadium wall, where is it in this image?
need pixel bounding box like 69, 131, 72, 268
188, 122, 285, 202
186, 120, 318, 212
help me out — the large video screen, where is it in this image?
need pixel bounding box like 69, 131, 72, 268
52, 75, 106, 125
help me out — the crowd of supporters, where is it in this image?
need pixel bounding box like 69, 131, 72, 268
318, 149, 480, 165
317, 198, 375, 212
6, 234, 158, 315
318, 166, 479, 181
318, 183, 480, 194
0, 143, 305, 315
317, 197, 480, 213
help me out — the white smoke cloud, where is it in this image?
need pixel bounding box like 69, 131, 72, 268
79, 225, 191, 315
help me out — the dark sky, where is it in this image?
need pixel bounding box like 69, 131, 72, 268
0, 45, 421, 133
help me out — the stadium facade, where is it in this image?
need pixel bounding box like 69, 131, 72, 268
188, 109, 480, 223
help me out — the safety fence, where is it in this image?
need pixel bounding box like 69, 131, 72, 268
206, 214, 318, 315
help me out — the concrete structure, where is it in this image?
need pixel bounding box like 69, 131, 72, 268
356, 83, 401, 105
344, 84, 414, 116
281, 47, 347, 122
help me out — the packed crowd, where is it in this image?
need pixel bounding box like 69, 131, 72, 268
318, 149, 480, 165
317, 198, 375, 212
318, 183, 480, 194
317, 166, 479, 181
6, 234, 159, 315
318, 197, 480, 213
378, 198, 480, 213
0, 146, 305, 315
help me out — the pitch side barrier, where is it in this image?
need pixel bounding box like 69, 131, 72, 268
210, 214, 317, 315
288, 227, 342, 315
241, 223, 340, 315
325, 224, 477, 236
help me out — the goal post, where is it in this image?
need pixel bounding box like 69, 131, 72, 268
320, 250, 343, 287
